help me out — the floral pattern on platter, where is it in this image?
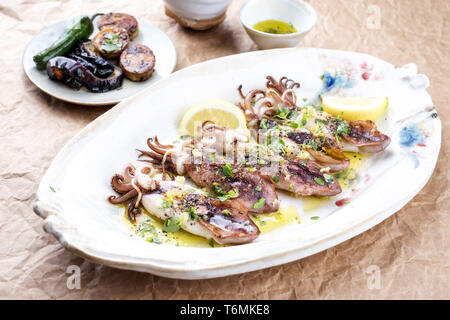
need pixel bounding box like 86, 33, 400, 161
320, 67, 355, 95
318, 61, 384, 98
399, 123, 428, 168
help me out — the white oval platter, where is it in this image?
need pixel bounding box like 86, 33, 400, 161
33, 48, 440, 279
23, 16, 177, 106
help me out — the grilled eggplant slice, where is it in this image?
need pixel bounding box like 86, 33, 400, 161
67, 40, 115, 78
46, 56, 123, 93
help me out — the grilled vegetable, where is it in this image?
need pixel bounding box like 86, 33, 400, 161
93, 27, 129, 59
97, 13, 139, 40
119, 44, 155, 81
66, 40, 115, 78
33, 15, 95, 70
46, 56, 123, 93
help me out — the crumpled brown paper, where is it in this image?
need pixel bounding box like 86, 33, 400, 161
0, 0, 449, 299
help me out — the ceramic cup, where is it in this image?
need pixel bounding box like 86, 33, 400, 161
163, 0, 232, 30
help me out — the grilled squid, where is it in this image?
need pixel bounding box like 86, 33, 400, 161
140, 121, 341, 198
108, 164, 260, 244
198, 121, 342, 196
137, 135, 280, 214
237, 76, 391, 171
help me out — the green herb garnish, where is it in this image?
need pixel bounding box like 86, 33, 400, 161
334, 117, 350, 136
323, 173, 334, 184
218, 189, 239, 201
222, 209, 231, 216
253, 198, 266, 209
300, 115, 307, 127
163, 217, 180, 233
274, 105, 290, 120
161, 198, 173, 209
314, 177, 325, 185
188, 207, 201, 221
101, 32, 122, 53
222, 163, 234, 177
259, 118, 269, 130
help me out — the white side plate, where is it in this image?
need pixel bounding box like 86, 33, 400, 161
23, 16, 177, 105
33, 48, 440, 279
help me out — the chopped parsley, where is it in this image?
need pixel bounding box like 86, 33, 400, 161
315, 118, 328, 125
334, 117, 350, 136
284, 120, 299, 128
188, 207, 200, 221
300, 115, 307, 127
314, 177, 325, 185
139, 220, 161, 244
253, 198, 266, 209
101, 32, 122, 53
271, 175, 280, 183
259, 118, 269, 130
218, 189, 239, 201
222, 163, 234, 177
208, 239, 215, 247
310, 216, 320, 220
212, 183, 240, 201
163, 217, 180, 233
255, 186, 262, 192
311, 104, 323, 111
222, 209, 231, 216
288, 108, 299, 120
323, 173, 334, 184
274, 105, 290, 120
161, 198, 174, 209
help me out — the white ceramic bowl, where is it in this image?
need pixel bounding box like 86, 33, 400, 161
163, 0, 232, 30
240, 0, 317, 49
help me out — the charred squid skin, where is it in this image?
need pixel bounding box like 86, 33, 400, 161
286, 160, 342, 196
108, 163, 262, 244
286, 131, 350, 172
139, 136, 280, 213
184, 162, 279, 214
141, 183, 261, 244
343, 120, 391, 153
181, 194, 260, 244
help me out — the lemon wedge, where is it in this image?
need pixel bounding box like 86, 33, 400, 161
178, 100, 249, 137
321, 96, 389, 122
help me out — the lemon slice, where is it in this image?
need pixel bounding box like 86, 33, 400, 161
178, 100, 249, 137
321, 96, 389, 122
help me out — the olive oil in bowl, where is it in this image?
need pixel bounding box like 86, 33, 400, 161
253, 19, 298, 34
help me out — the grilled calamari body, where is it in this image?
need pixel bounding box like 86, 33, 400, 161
142, 183, 260, 244
238, 76, 391, 172
108, 164, 260, 244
